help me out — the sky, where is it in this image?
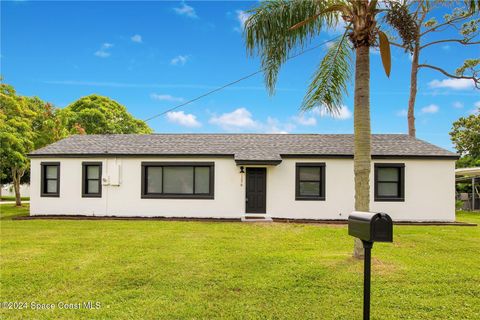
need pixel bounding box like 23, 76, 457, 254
1, 0, 479, 151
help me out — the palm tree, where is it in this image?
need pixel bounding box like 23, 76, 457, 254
244, 0, 478, 258
244, 0, 396, 258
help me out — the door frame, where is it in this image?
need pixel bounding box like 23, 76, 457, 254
245, 167, 267, 214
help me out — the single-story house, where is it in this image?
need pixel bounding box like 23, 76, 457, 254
28, 134, 458, 221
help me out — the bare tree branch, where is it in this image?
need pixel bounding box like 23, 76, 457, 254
420, 38, 480, 49
418, 63, 480, 88
420, 13, 472, 36
390, 41, 407, 49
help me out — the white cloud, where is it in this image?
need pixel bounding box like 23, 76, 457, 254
170, 55, 189, 66
174, 2, 197, 18
325, 41, 335, 49
314, 105, 352, 120
428, 78, 475, 90
150, 93, 185, 102
209, 108, 257, 130
452, 101, 464, 109
131, 34, 142, 43
421, 104, 439, 114
234, 10, 251, 32
396, 109, 408, 117
264, 117, 294, 134
208, 107, 296, 133
94, 51, 110, 58
166, 111, 201, 127
293, 114, 317, 126
94, 43, 113, 58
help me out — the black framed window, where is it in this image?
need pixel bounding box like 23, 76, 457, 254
141, 162, 214, 199
295, 163, 326, 200
82, 162, 102, 197
374, 163, 405, 201
41, 162, 60, 197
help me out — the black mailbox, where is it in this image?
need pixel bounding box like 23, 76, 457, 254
348, 211, 393, 243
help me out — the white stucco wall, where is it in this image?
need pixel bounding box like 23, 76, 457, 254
370, 159, 456, 221
30, 156, 456, 221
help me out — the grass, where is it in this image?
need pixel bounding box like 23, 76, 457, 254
0, 204, 479, 320
0, 196, 30, 202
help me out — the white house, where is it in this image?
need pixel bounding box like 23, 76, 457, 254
28, 134, 458, 221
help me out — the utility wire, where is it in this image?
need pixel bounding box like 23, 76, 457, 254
144, 35, 341, 123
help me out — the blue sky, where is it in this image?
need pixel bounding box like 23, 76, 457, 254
2, 1, 479, 150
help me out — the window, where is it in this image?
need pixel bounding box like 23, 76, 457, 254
141, 162, 214, 199
295, 163, 325, 200
41, 162, 60, 197
374, 163, 405, 201
82, 162, 102, 197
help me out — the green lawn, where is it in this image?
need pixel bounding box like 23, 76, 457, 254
1, 204, 479, 319
0, 196, 30, 202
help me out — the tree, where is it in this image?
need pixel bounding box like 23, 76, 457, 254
450, 107, 480, 164
387, 1, 479, 137
0, 84, 35, 206
0, 82, 67, 205
244, 0, 419, 258
59, 94, 152, 134
28, 97, 69, 149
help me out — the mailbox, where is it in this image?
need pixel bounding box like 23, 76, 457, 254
348, 211, 393, 243
348, 211, 394, 320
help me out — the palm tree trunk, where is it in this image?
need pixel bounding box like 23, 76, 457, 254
407, 44, 419, 137
353, 45, 371, 258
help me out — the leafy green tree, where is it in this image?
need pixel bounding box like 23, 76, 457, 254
0, 83, 67, 204
244, 0, 420, 258
387, 2, 479, 137
59, 95, 152, 134
28, 97, 69, 149
450, 108, 480, 165
456, 155, 480, 168
0, 84, 35, 206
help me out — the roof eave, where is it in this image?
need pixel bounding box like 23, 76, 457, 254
235, 159, 282, 166
28, 153, 459, 160
28, 153, 235, 159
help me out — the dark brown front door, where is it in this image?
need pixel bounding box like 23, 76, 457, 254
245, 168, 266, 213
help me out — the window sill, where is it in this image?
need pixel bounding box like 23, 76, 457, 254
374, 197, 405, 202
82, 194, 102, 198
142, 194, 214, 200
41, 194, 60, 198
295, 196, 326, 201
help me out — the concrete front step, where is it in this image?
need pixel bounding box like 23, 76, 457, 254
241, 214, 272, 222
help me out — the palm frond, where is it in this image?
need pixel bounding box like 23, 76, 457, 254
301, 32, 352, 114
244, 0, 343, 94
466, 0, 480, 13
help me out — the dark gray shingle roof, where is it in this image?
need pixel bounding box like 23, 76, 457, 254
29, 134, 457, 160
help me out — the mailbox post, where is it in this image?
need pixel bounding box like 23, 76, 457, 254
348, 211, 393, 320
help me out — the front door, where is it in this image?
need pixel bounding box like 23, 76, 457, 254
245, 168, 267, 213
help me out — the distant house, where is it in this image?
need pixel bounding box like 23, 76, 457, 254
28, 134, 457, 221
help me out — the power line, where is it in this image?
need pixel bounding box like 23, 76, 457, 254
144, 35, 341, 123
